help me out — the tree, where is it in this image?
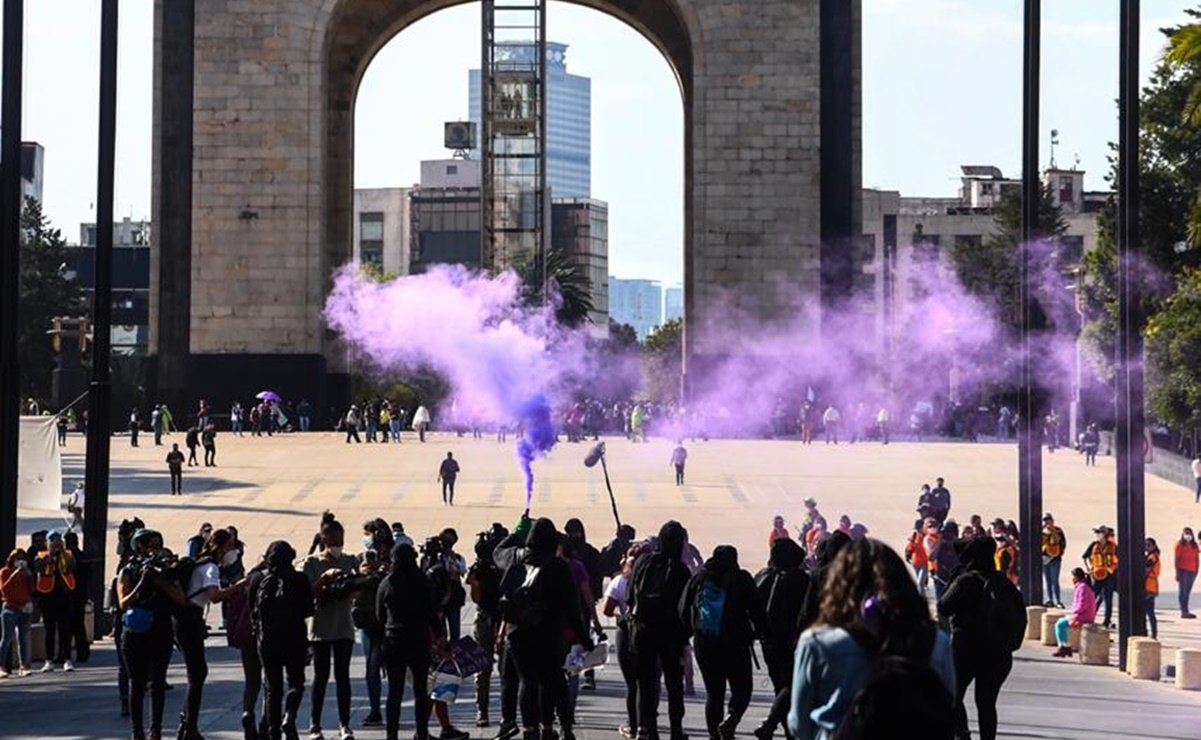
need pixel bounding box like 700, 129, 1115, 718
642, 318, 682, 403
607, 320, 638, 350
1167, 11, 1201, 245
949, 185, 1067, 328
20, 198, 84, 402
1145, 267, 1201, 428
519, 248, 594, 327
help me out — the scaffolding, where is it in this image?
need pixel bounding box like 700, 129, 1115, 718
480, 0, 548, 286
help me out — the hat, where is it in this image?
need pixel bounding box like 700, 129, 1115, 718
46, 529, 62, 541
990, 518, 1007, 529
1042, 512, 1054, 521
803, 497, 817, 506
129, 528, 161, 547
1093, 524, 1110, 534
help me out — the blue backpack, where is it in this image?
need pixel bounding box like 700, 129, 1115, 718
694, 575, 728, 636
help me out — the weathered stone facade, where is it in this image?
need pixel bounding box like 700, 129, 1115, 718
151, 0, 860, 410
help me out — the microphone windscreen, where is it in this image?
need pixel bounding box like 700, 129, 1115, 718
584, 442, 605, 468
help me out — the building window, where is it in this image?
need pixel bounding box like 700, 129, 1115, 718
447, 165, 458, 175
360, 212, 384, 241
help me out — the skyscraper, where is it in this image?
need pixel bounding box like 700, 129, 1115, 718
609, 278, 663, 341
470, 41, 591, 197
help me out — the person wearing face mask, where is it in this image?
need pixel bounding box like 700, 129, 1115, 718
252, 540, 316, 740
991, 519, 1019, 586
302, 517, 360, 740
175, 528, 249, 739
1082, 525, 1119, 629
1174, 527, 1198, 618
0, 548, 35, 677
1040, 514, 1067, 609
354, 521, 391, 729
220, 531, 265, 740
34, 530, 77, 673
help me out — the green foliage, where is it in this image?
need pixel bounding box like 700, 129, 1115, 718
641, 318, 682, 403
607, 320, 638, 350
358, 261, 399, 283
21, 198, 84, 402
518, 248, 595, 327
1168, 13, 1201, 245
1146, 267, 1201, 427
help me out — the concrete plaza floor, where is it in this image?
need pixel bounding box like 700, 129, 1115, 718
6, 431, 1201, 738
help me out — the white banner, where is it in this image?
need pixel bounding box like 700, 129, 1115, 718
18, 416, 62, 512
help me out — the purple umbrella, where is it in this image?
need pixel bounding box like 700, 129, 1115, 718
255, 391, 282, 402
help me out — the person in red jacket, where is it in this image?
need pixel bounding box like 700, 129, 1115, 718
1175, 527, 1199, 618
905, 517, 931, 594
0, 548, 35, 677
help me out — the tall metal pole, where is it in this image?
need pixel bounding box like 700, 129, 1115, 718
1017, 0, 1044, 604
1115, 0, 1146, 670
83, 0, 118, 631
0, 0, 23, 556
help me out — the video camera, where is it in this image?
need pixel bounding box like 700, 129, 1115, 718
474, 523, 509, 563
116, 517, 146, 558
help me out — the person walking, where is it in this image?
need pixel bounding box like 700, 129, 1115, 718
1083, 525, 1119, 629
1081, 424, 1100, 466
151, 405, 164, 446
167, 444, 186, 495
938, 537, 1024, 740
201, 424, 217, 467
751, 539, 808, 740
0, 548, 35, 677
928, 478, 952, 524
185, 426, 200, 467
628, 521, 693, 740
302, 518, 360, 740
345, 405, 362, 444
789, 538, 955, 740
1193, 456, 1201, 503
1041, 513, 1067, 608
679, 545, 764, 740
438, 452, 461, 506
376, 543, 440, 740
821, 405, 840, 444
602, 541, 647, 739
1175, 527, 1199, 618
251, 540, 314, 740
1051, 568, 1097, 658
875, 406, 890, 444
66, 482, 85, 533
1145, 538, 1161, 640
671, 442, 688, 486
129, 408, 141, 447
413, 404, 431, 442
33, 531, 77, 673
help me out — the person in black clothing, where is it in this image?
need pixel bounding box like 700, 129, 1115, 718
505, 518, 589, 740
201, 425, 217, 467
251, 540, 315, 740
467, 525, 507, 728
166, 444, 186, 495
679, 545, 765, 740
117, 529, 186, 740
928, 477, 952, 524
439, 452, 461, 506
185, 426, 200, 467
564, 518, 603, 691
937, 537, 1012, 740
62, 532, 92, 664
628, 521, 693, 740
751, 539, 809, 740
599, 525, 637, 579
491, 516, 536, 740
796, 530, 852, 632
376, 543, 442, 740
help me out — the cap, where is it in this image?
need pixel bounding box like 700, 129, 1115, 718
991, 518, 1007, 529
130, 528, 161, 547
803, 497, 817, 506
1042, 512, 1054, 521
1093, 524, 1110, 534
46, 529, 62, 541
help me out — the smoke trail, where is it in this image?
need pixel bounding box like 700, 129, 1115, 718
516, 394, 556, 508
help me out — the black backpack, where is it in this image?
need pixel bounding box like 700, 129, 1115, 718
252, 571, 295, 647
630, 553, 686, 629
977, 571, 1028, 652
832, 654, 954, 740
755, 566, 805, 644
499, 565, 545, 628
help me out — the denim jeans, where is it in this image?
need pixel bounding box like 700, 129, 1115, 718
1043, 558, 1063, 604
1146, 595, 1158, 639
1179, 569, 1197, 615
0, 605, 31, 669
359, 628, 383, 716
300, 416, 311, 432
1054, 617, 1073, 646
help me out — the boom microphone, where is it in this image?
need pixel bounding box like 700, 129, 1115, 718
584, 441, 606, 468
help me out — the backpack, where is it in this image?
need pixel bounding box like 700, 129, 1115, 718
692, 573, 729, 637
832, 654, 954, 740
977, 571, 1028, 652
252, 571, 295, 647
499, 565, 545, 628
755, 566, 802, 643
630, 554, 685, 629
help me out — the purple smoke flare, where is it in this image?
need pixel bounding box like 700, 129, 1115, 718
516, 394, 556, 508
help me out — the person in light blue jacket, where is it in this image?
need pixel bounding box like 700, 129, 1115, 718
788, 538, 956, 740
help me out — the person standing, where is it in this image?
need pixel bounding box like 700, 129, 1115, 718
353, 535, 386, 730
56, 413, 68, 446
602, 542, 645, 739
166, 444, 186, 495
298, 399, 313, 433
821, 405, 840, 444
767, 516, 789, 549
376, 543, 439, 740
230, 402, 244, 437
251, 540, 315, 740
670, 442, 688, 486
905, 518, 932, 595
1081, 424, 1100, 466
1041, 513, 1067, 608
938, 537, 1021, 740
34, 531, 76, 673
1175, 527, 1199, 619
928, 477, 952, 524
0, 548, 35, 677
67, 482, 85, 533
1193, 457, 1201, 503
302, 518, 360, 740
185, 426, 200, 467
1083, 525, 1119, 629
345, 405, 362, 444
1145, 538, 1161, 640
875, 406, 890, 444
467, 527, 505, 727
129, 408, 141, 447
413, 404, 431, 442
201, 424, 217, 467
628, 521, 692, 740
151, 405, 164, 446
680, 545, 764, 740
438, 452, 461, 506
798, 498, 827, 543
751, 539, 808, 740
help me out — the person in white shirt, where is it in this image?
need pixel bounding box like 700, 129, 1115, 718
66, 483, 85, 532
822, 406, 841, 445
602, 541, 648, 739
1192, 457, 1201, 503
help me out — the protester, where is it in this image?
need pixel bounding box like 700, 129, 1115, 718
438, 452, 461, 506
799, 498, 826, 543
302, 518, 360, 740
355, 524, 388, 729
1175, 527, 1198, 619
219, 537, 263, 739
752, 539, 808, 740
167, 444, 186, 495
466, 525, 506, 727
202, 424, 218, 467
928, 477, 952, 524
564, 518, 604, 692
788, 538, 955, 740
602, 541, 646, 739
905, 518, 931, 595
252, 540, 314, 740
62, 531, 91, 664
767, 516, 789, 549
1041, 513, 1067, 608
34, 530, 77, 673
1083, 525, 1119, 629
1145, 538, 1161, 640
1052, 568, 1097, 658
0, 548, 34, 677
186, 426, 200, 466
376, 543, 440, 740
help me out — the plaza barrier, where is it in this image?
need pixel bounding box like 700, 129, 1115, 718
1040, 611, 1065, 647
1079, 624, 1109, 666
1025, 605, 1045, 640
1176, 648, 1201, 690
1126, 637, 1160, 680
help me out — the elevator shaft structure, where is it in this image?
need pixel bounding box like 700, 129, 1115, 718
481, 0, 548, 286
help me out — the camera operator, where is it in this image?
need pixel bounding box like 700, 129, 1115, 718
176, 529, 249, 739
422, 528, 467, 640
376, 543, 442, 740
117, 529, 186, 740
251, 540, 314, 740
34, 530, 77, 673
302, 517, 360, 739
466, 524, 507, 728
355, 520, 393, 729
112, 517, 145, 718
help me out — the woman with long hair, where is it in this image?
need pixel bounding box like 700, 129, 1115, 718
788, 538, 955, 740
1146, 538, 1161, 640
376, 543, 440, 740
1174, 527, 1198, 618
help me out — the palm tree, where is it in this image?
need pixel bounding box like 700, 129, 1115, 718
1167, 17, 1201, 243
519, 248, 595, 327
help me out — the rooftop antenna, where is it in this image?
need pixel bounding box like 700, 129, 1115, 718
1073, 153, 1081, 171
1049, 128, 1060, 169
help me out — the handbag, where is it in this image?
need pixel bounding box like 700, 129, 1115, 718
122, 606, 155, 634
430, 661, 461, 704
445, 636, 491, 677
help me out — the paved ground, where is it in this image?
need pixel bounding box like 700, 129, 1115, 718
5, 431, 1201, 738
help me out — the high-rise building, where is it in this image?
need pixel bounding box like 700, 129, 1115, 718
470, 41, 591, 198
66, 217, 152, 356
664, 285, 683, 323
353, 188, 412, 274
551, 197, 608, 325
609, 278, 662, 341
409, 159, 482, 273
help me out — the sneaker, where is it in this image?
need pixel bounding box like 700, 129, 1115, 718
63, 660, 75, 672
441, 728, 470, 740
339, 726, 355, 740
1055, 602, 1066, 609
618, 726, 635, 739
362, 713, 383, 728
0, 668, 8, 678
493, 723, 519, 740
752, 726, 773, 740
1184, 613, 1197, 619
17, 667, 30, 678
1052, 647, 1070, 658
475, 716, 490, 728
40, 661, 53, 673
310, 729, 325, 740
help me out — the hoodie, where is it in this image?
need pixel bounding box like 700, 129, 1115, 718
628, 521, 693, 643
937, 537, 1000, 637
376, 543, 441, 652
680, 545, 765, 644
250, 540, 313, 654
510, 518, 586, 644
798, 530, 852, 631
754, 538, 810, 646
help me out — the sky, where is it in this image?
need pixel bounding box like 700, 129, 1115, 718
12, 0, 1201, 287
